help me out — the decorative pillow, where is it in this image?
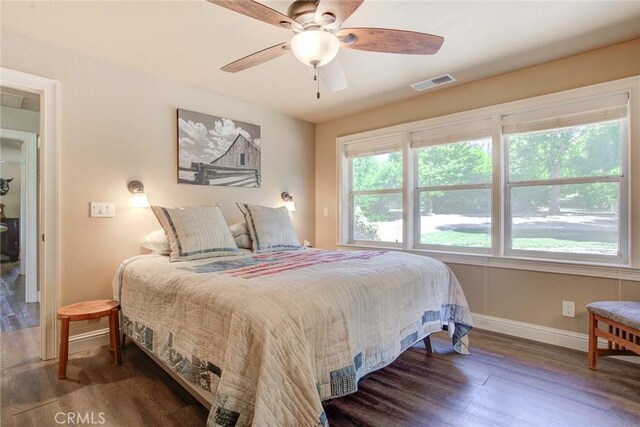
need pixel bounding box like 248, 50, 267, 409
230, 222, 253, 249
140, 229, 170, 255
236, 203, 302, 253
151, 205, 241, 261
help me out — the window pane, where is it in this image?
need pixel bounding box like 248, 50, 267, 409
418, 138, 492, 187
353, 193, 403, 242
419, 189, 491, 247
352, 152, 402, 191
508, 120, 622, 182
510, 183, 619, 255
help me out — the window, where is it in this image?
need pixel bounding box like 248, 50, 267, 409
338, 81, 634, 268
345, 135, 403, 244
503, 93, 628, 261
240, 153, 246, 166
411, 119, 493, 250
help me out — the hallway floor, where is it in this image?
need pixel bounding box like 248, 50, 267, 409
1, 262, 39, 331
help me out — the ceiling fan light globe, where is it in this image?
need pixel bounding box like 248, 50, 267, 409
290, 30, 340, 67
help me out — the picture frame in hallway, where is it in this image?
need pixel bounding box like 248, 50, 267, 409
177, 109, 261, 188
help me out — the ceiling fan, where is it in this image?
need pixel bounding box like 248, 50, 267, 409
208, 0, 444, 98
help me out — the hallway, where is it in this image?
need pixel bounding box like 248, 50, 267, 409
1, 262, 39, 331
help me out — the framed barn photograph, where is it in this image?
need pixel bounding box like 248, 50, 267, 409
177, 108, 261, 187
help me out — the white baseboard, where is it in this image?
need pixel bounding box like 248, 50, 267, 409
68, 328, 110, 354
472, 313, 639, 364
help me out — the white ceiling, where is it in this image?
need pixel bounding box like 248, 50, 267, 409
1, 1, 639, 123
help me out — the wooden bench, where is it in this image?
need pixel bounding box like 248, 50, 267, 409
587, 301, 640, 369
57, 299, 121, 379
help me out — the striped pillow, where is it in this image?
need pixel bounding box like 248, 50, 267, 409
237, 203, 302, 253
151, 205, 241, 261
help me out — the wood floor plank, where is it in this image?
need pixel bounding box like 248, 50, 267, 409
432, 331, 640, 407
482, 375, 615, 423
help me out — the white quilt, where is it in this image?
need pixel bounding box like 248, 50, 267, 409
112, 249, 473, 426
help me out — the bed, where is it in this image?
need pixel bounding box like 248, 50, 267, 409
112, 248, 473, 427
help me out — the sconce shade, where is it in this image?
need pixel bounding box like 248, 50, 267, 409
128, 180, 150, 208
281, 192, 296, 212
132, 192, 150, 208
285, 200, 296, 212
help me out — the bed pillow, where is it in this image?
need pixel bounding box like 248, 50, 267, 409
151, 204, 241, 261
230, 222, 253, 249
237, 203, 302, 253
140, 229, 171, 255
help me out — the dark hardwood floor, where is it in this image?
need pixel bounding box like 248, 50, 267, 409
1, 326, 638, 426
1, 262, 39, 331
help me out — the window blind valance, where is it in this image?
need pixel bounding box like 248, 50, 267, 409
410, 118, 493, 149
343, 134, 403, 158
502, 93, 629, 135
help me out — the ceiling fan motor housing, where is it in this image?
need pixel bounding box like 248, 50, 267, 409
287, 0, 319, 26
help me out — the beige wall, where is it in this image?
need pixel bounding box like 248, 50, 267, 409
315, 38, 640, 334
449, 264, 622, 333
1, 31, 315, 335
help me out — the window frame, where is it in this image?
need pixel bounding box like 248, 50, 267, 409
336, 77, 638, 272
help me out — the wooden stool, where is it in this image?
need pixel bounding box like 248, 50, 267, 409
57, 299, 121, 379
587, 301, 640, 370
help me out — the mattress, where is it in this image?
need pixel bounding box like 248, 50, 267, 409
112, 248, 473, 426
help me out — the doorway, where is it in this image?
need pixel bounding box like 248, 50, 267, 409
0, 89, 40, 357
0, 68, 59, 361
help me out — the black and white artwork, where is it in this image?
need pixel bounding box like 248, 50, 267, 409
177, 109, 261, 187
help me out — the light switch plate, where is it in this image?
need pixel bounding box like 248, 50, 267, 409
90, 202, 115, 218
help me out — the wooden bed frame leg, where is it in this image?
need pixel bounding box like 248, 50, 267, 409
423, 336, 433, 354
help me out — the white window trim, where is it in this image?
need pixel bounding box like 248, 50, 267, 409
336, 76, 640, 276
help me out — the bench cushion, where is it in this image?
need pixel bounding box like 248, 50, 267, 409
587, 301, 640, 330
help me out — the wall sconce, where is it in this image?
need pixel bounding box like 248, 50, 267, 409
128, 180, 150, 208
281, 192, 296, 212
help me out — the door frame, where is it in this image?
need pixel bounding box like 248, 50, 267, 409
1, 67, 60, 360
1, 129, 38, 303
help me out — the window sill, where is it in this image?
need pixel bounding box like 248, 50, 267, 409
337, 243, 640, 282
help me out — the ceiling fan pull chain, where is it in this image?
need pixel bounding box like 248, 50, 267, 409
317, 65, 321, 99
310, 60, 321, 99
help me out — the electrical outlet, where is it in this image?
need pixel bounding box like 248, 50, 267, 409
562, 301, 575, 318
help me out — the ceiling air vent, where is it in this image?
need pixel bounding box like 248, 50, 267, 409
410, 73, 456, 92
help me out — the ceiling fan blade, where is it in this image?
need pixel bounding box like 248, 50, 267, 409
207, 0, 301, 31
337, 28, 444, 55
221, 42, 290, 73
320, 57, 347, 92
315, 0, 364, 28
